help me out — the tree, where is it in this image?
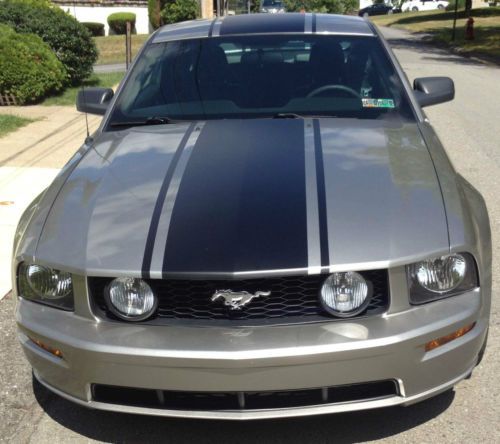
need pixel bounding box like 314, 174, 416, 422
148, 0, 163, 29
465, 0, 472, 16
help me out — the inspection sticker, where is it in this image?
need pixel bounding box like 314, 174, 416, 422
362, 98, 395, 109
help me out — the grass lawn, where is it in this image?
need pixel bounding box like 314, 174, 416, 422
41, 72, 125, 106
0, 114, 35, 137
371, 7, 500, 61
94, 34, 150, 65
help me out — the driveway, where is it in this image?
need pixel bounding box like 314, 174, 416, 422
0, 27, 499, 443
0, 107, 101, 298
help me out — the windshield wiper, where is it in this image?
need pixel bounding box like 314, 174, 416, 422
272, 113, 304, 119
109, 116, 175, 128
271, 113, 341, 120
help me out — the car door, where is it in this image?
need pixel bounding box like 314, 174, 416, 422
422, 0, 436, 10
374, 3, 388, 15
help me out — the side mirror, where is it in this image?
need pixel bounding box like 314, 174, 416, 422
413, 77, 454, 108
76, 87, 114, 115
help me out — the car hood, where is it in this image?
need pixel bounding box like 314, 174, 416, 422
36, 118, 449, 277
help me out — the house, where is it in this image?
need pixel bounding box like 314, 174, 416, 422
53, 0, 152, 35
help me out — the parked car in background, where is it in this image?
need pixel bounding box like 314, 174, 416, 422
401, 0, 449, 11
358, 3, 394, 17
260, 0, 286, 13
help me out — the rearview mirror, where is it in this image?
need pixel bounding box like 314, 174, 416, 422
76, 87, 114, 115
413, 77, 454, 108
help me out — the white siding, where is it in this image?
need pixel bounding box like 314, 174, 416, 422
58, 5, 151, 35
360, 0, 374, 8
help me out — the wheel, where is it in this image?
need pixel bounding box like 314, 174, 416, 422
437, 4, 445, 9
363, 12, 369, 18
387, 9, 393, 14
412, 6, 419, 11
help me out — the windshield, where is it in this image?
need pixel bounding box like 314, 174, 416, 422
107, 35, 415, 127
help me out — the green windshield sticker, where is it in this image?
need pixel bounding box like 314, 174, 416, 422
362, 98, 395, 109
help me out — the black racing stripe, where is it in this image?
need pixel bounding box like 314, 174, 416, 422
219, 13, 305, 36
312, 13, 317, 33
208, 18, 216, 37
162, 119, 308, 274
313, 119, 329, 267
141, 122, 196, 278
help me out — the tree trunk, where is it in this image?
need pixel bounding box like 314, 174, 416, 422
465, 0, 472, 17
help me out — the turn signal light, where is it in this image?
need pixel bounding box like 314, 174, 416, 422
425, 323, 476, 352
29, 336, 63, 359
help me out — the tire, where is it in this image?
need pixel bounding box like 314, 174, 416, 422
387, 9, 393, 14
363, 12, 369, 17
438, 4, 445, 9
412, 6, 419, 11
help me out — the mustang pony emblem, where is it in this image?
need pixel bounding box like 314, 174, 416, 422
211, 290, 271, 310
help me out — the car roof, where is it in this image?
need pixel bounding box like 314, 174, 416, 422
152, 13, 375, 43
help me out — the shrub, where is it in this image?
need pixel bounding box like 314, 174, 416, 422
0, 0, 97, 85
82, 21, 105, 37
107, 12, 136, 35
445, 0, 465, 10
0, 25, 66, 103
251, 0, 261, 12
161, 0, 199, 25
13, 0, 53, 6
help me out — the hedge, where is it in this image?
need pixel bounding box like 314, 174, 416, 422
0, 0, 98, 85
107, 12, 136, 35
82, 22, 105, 37
0, 25, 66, 104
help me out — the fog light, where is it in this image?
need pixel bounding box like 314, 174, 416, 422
320, 271, 371, 317
105, 277, 157, 321
425, 323, 476, 352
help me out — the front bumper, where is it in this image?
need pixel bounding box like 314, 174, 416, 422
17, 289, 487, 420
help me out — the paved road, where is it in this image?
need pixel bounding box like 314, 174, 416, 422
93, 63, 127, 74
1, 27, 499, 443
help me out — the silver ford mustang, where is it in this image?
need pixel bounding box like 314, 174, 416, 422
13, 14, 491, 420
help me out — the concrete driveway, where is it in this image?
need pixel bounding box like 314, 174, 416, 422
0, 107, 101, 298
0, 27, 499, 443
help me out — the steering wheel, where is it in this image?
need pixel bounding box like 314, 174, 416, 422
307, 84, 361, 99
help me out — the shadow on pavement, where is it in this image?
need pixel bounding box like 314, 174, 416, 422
34, 377, 455, 443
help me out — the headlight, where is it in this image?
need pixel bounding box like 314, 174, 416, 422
105, 277, 157, 321
17, 263, 74, 310
320, 271, 371, 317
407, 253, 478, 304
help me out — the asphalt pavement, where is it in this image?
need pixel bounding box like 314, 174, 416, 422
93, 63, 127, 74
0, 27, 499, 443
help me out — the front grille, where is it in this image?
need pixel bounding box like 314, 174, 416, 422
92, 380, 399, 411
89, 270, 389, 325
